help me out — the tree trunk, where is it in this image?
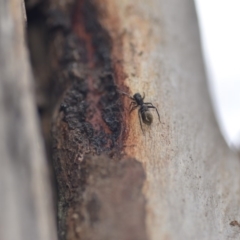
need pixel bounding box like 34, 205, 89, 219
0, 1, 57, 240
1, 0, 240, 240
46, 0, 240, 239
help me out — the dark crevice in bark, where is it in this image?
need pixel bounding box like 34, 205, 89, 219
26, 0, 149, 239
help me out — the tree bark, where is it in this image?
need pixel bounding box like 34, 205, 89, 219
1, 0, 240, 240
0, 1, 57, 240
46, 0, 240, 239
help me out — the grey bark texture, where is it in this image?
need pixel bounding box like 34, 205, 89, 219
118, 0, 240, 239
0, 1, 57, 240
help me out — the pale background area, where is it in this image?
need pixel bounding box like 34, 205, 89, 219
195, 0, 240, 148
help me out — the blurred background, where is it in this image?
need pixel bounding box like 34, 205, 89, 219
195, 0, 240, 148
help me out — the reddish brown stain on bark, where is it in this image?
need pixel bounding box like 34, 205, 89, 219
45, 0, 148, 239
72, 0, 112, 134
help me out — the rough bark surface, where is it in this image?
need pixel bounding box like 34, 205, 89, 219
45, 0, 240, 240
46, 0, 148, 239
0, 1, 57, 240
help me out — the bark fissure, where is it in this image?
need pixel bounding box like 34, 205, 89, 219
44, 0, 149, 239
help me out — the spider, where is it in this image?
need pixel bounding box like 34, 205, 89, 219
119, 91, 161, 132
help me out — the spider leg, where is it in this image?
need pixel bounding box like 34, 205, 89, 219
146, 105, 161, 123
129, 101, 137, 110
117, 90, 135, 100
129, 105, 138, 113
142, 92, 145, 100
138, 108, 144, 132
143, 102, 154, 105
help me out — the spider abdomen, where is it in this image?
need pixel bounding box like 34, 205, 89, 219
142, 110, 153, 125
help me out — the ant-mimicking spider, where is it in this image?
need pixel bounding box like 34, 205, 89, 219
119, 90, 161, 132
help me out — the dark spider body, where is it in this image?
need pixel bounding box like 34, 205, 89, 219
121, 92, 160, 132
